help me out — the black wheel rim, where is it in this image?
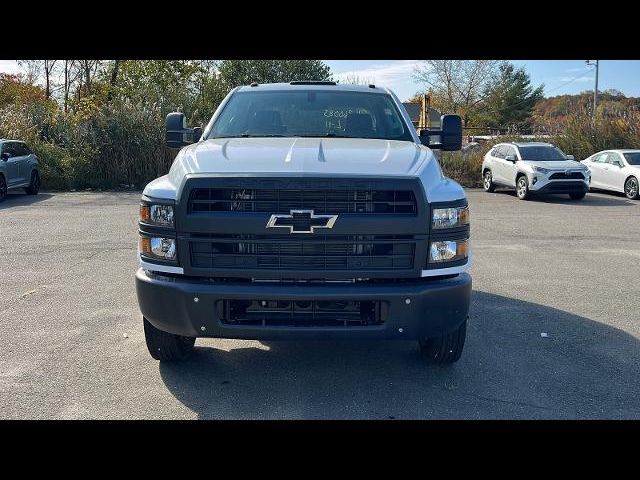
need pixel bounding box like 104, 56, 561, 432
626, 178, 638, 198
0, 177, 6, 198
32, 172, 40, 191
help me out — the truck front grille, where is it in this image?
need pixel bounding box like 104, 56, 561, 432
189, 234, 415, 271
188, 188, 417, 214
219, 299, 385, 327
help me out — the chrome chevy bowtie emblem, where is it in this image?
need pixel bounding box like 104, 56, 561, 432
266, 209, 338, 234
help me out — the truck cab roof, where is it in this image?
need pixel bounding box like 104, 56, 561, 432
235, 82, 390, 94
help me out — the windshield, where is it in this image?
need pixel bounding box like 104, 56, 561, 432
518, 145, 568, 161
208, 90, 414, 141
623, 152, 640, 165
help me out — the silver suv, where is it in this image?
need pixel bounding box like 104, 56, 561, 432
482, 142, 590, 200
0, 139, 40, 202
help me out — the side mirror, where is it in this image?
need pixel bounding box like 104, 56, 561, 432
566, 154, 575, 161
419, 114, 462, 151
0, 152, 9, 161
505, 154, 517, 162
165, 112, 198, 149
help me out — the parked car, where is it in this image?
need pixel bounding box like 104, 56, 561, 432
0, 139, 40, 202
136, 81, 472, 364
580, 149, 640, 200
482, 142, 590, 200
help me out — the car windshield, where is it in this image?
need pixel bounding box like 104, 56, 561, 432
208, 90, 414, 141
518, 145, 568, 161
623, 152, 640, 165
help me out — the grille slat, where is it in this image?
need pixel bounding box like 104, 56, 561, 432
189, 188, 417, 214
189, 234, 415, 271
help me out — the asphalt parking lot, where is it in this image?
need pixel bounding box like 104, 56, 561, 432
1, 188, 639, 419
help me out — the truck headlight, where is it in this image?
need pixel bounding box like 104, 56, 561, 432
428, 239, 469, 264
533, 166, 550, 174
140, 204, 174, 227
139, 236, 177, 262
432, 206, 469, 229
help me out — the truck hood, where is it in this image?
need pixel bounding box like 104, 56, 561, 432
144, 137, 464, 203
172, 137, 427, 177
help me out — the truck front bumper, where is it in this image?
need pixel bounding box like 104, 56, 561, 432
135, 268, 472, 340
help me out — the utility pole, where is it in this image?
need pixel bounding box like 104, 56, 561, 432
586, 60, 599, 120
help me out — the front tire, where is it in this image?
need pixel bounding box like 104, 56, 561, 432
25, 170, 40, 195
569, 191, 586, 200
418, 319, 467, 364
143, 317, 196, 361
516, 175, 530, 200
483, 170, 496, 192
625, 176, 639, 200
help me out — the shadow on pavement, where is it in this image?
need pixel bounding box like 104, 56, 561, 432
159, 291, 640, 419
0, 192, 53, 209
491, 188, 633, 206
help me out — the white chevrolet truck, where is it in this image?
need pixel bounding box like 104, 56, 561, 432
136, 81, 471, 364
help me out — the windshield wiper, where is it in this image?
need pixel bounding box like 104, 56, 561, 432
212, 134, 285, 139
240, 134, 285, 137
292, 133, 350, 138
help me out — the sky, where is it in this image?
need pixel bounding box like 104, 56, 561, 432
2, 59, 639, 102
326, 60, 640, 101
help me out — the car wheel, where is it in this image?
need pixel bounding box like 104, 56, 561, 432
0, 175, 6, 202
516, 175, 530, 200
625, 176, 639, 200
418, 318, 467, 364
25, 171, 40, 195
143, 317, 196, 362
483, 170, 496, 192
569, 192, 586, 200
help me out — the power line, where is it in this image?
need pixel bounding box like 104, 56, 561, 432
544, 69, 594, 96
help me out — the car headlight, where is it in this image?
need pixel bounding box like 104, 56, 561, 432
432, 206, 469, 230
533, 166, 551, 174
428, 239, 469, 264
140, 203, 174, 227
139, 236, 177, 262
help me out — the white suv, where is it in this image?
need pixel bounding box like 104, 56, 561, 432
482, 142, 590, 200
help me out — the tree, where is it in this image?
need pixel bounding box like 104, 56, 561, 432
109, 60, 208, 113
476, 63, 544, 131
17, 60, 59, 98
75, 60, 101, 98
413, 60, 503, 126
0, 73, 47, 107
218, 60, 332, 90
